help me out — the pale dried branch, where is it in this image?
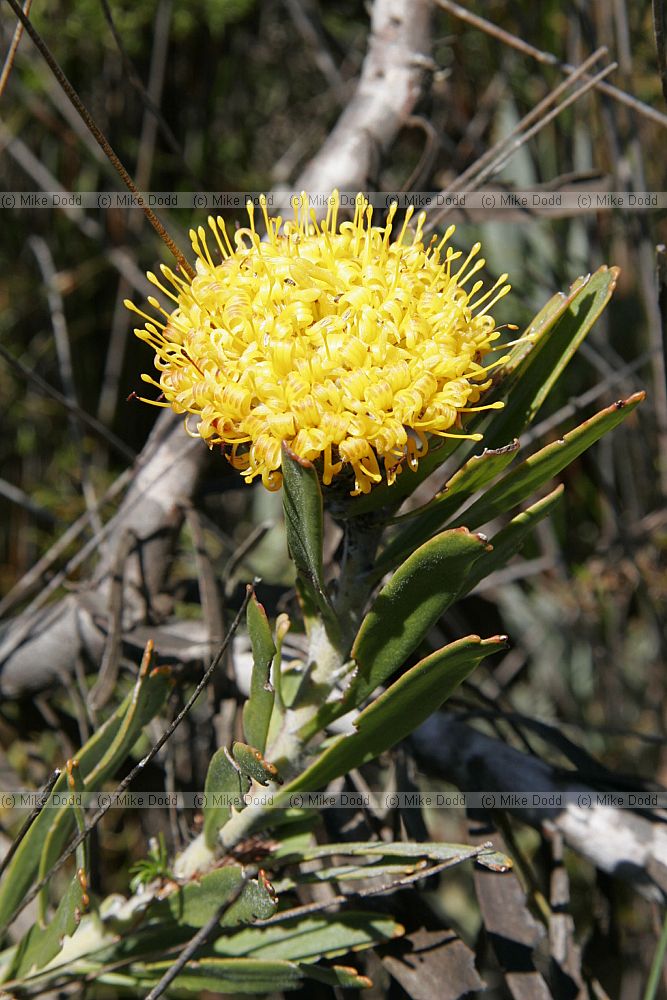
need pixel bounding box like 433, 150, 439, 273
0, 0, 435, 700
412, 714, 667, 900
0, 413, 206, 696
292, 0, 433, 199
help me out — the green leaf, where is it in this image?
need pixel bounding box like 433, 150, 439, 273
273, 861, 424, 890
7, 866, 90, 980
479, 266, 620, 449
273, 840, 496, 863
377, 440, 520, 574
232, 742, 281, 785
269, 815, 319, 860
220, 871, 278, 926
165, 866, 244, 927
284, 635, 506, 793
0, 645, 170, 931
348, 528, 490, 707
476, 850, 513, 872
203, 748, 251, 850
134, 956, 307, 993
454, 393, 645, 530
242, 591, 276, 754
307, 964, 373, 989
7, 758, 92, 980
281, 444, 329, 613
458, 485, 565, 597
272, 838, 510, 887
127, 957, 372, 993
214, 911, 402, 961
37, 761, 87, 923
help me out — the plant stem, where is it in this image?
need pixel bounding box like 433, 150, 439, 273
643, 907, 667, 1000
176, 518, 384, 870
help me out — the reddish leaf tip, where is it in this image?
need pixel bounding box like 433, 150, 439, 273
281, 441, 315, 469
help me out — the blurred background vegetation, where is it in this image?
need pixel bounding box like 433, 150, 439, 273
1, 0, 666, 996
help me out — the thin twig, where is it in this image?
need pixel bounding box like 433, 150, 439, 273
223, 521, 274, 598
98, 0, 185, 161
254, 849, 488, 927
144, 875, 251, 1000
97, 0, 178, 426
0, 342, 135, 462
0, 0, 30, 96
435, 0, 667, 129
283, 0, 345, 96
520, 347, 654, 449
0, 467, 132, 617
445, 47, 609, 196
656, 244, 667, 494
428, 52, 617, 230
0, 476, 55, 525
0, 424, 200, 669
0, 122, 161, 294
400, 115, 440, 191
28, 235, 104, 537
0, 769, 60, 878
2, 0, 194, 277
472, 62, 617, 185
1, 594, 252, 933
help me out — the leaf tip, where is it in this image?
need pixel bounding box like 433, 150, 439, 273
617, 390, 646, 409
281, 441, 315, 469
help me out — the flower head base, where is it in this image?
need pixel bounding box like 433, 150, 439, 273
128, 192, 512, 495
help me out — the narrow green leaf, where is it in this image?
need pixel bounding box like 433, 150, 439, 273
307, 964, 373, 989
0, 646, 170, 930
476, 851, 513, 872
203, 748, 251, 850
7, 762, 92, 979
480, 266, 620, 449
281, 443, 327, 603
134, 956, 374, 994
485, 277, 586, 396
349, 528, 490, 706
283, 635, 506, 793
232, 742, 281, 786
377, 440, 520, 574
6, 761, 92, 979
273, 840, 496, 864
214, 912, 402, 962
242, 591, 276, 753
273, 861, 424, 890
272, 842, 512, 887
455, 393, 644, 530
136, 956, 306, 993
37, 761, 87, 923
7, 867, 89, 979
80, 653, 172, 791
458, 485, 565, 597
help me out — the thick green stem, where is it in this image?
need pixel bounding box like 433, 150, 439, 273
176, 515, 384, 872
333, 517, 384, 647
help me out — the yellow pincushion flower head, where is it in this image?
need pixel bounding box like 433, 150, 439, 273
128, 192, 512, 495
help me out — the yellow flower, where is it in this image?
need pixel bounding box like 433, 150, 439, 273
128, 192, 511, 495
